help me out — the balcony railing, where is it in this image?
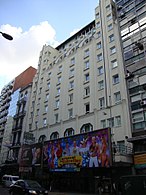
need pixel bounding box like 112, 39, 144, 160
114, 145, 133, 155
113, 144, 133, 164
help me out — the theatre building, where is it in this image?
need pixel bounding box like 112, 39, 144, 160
0, 0, 136, 193
18, 0, 134, 193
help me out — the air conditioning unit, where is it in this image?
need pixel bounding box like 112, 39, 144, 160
120, 12, 125, 18
135, 42, 144, 50
125, 72, 134, 79
140, 100, 146, 106
117, 5, 123, 10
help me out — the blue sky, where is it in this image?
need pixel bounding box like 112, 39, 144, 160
0, 0, 99, 92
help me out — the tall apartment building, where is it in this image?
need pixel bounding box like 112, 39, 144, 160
0, 66, 36, 168
23, 0, 133, 188
115, 0, 146, 173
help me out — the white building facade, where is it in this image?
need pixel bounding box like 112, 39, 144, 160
27, 0, 132, 164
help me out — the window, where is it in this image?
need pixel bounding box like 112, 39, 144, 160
35, 121, 38, 129
109, 34, 114, 42
84, 86, 90, 97
24, 91, 28, 98
85, 103, 90, 113
55, 113, 59, 123
101, 120, 106, 128
96, 22, 100, 28
30, 112, 33, 119
115, 116, 121, 126
108, 24, 113, 31
38, 97, 41, 104
98, 80, 104, 90
71, 58, 75, 65
85, 61, 89, 69
114, 91, 121, 102
85, 73, 90, 82
29, 124, 32, 130
97, 31, 101, 38
98, 66, 104, 75
38, 135, 46, 143
36, 109, 39, 116
39, 87, 42, 94
117, 141, 125, 154
110, 46, 116, 54
80, 123, 93, 133
47, 82, 50, 89
107, 117, 114, 127
97, 53, 103, 61
68, 108, 73, 118
45, 94, 49, 101
68, 93, 73, 103
58, 65, 62, 72
44, 105, 48, 113
133, 122, 146, 131
40, 77, 43, 83
57, 76, 61, 84
132, 112, 144, 123
107, 14, 112, 20
106, 4, 111, 11
69, 68, 74, 77
97, 42, 102, 49
99, 97, 105, 109
130, 94, 141, 102
113, 74, 119, 84
43, 118, 47, 127
50, 132, 59, 140
111, 59, 118, 68
48, 72, 51, 79
84, 49, 89, 58
64, 128, 74, 137
69, 80, 74, 89
55, 100, 60, 109
96, 13, 100, 19
55, 87, 60, 96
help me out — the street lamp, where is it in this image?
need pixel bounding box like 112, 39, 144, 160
0, 31, 13, 40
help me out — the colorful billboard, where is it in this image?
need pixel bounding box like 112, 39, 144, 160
19, 143, 42, 168
134, 153, 146, 169
47, 128, 112, 171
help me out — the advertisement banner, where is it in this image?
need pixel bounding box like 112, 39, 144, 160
47, 128, 112, 171
19, 143, 42, 168
134, 153, 146, 169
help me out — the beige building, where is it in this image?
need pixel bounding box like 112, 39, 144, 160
27, 0, 132, 164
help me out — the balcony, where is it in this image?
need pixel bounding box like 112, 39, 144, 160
17, 97, 27, 105
113, 145, 133, 165
11, 142, 21, 148
13, 111, 26, 119
12, 124, 23, 132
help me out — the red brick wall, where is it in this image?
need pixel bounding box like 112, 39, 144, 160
13, 66, 37, 92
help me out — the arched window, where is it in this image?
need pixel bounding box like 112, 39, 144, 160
80, 123, 93, 134
64, 128, 74, 137
38, 135, 47, 143
50, 132, 59, 140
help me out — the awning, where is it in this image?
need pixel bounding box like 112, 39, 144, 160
127, 135, 146, 142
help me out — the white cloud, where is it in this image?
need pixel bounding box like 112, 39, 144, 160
0, 22, 59, 92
